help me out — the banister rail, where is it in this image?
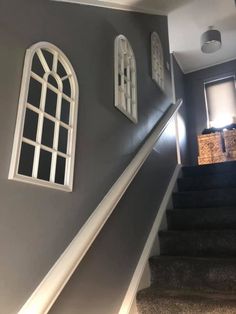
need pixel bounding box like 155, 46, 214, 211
18, 99, 183, 314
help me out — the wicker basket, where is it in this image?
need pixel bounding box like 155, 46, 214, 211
223, 129, 236, 153
197, 132, 224, 158
198, 154, 226, 165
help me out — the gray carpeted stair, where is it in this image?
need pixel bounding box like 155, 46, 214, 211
159, 229, 236, 257
181, 161, 236, 177
177, 172, 236, 191
149, 256, 236, 293
137, 289, 236, 314
167, 207, 236, 230
136, 161, 236, 313
173, 188, 236, 209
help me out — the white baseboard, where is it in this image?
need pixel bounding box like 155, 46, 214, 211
118, 164, 181, 314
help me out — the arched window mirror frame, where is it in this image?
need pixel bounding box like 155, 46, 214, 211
151, 31, 164, 90
114, 35, 138, 123
8, 42, 79, 192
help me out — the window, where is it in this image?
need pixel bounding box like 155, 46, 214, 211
151, 31, 164, 90
9, 42, 79, 192
114, 35, 137, 123
205, 76, 236, 128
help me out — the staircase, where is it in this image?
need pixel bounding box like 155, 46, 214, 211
136, 161, 236, 313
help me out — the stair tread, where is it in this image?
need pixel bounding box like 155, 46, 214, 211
137, 287, 236, 301
159, 230, 236, 257
174, 187, 236, 195
173, 188, 236, 209
150, 255, 236, 263
168, 206, 236, 211
137, 288, 236, 314
148, 256, 236, 292
159, 229, 236, 234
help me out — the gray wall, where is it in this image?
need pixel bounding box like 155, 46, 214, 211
0, 1, 177, 313
172, 54, 189, 165
185, 59, 236, 165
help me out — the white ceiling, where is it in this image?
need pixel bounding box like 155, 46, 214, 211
56, 0, 236, 73
168, 0, 236, 73
55, 0, 193, 15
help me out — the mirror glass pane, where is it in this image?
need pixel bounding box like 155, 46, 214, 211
18, 143, 35, 177
58, 126, 68, 154
23, 109, 38, 141
32, 53, 45, 77
45, 88, 57, 117
41, 118, 55, 148
61, 98, 70, 124
37, 149, 52, 181
55, 156, 66, 185
27, 78, 42, 108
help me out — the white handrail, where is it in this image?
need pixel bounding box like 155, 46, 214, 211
18, 99, 183, 314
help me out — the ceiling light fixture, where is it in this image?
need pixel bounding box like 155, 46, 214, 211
201, 26, 222, 54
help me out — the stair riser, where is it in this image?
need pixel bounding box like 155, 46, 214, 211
159, 231, 236, 257
178, 175, 236, 192
182, 161, 236, 177
167, 209, 236, 230
173, 189, 236, 209
149, 257, 236, 293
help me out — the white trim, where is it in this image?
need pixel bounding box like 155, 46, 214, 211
170, 53, 181, 165
53, 0, 167, 16
18, 99, 182, 314
8, 42, 79, 192
203, 80, 211, 129
174, 115, 181, 165
118, 164, 181, 314
170, 54, 176, 103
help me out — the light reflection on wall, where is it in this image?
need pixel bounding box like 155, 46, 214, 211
176, 113, 187, 145
153, 118, 176, 154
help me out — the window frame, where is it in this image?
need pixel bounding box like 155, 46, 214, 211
8, 42, 79, 192
151, 31, 164, 90
114, 35, 138, 124
204, 75, 236, 128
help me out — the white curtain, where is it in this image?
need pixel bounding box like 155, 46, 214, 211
205, 77, 236, 127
